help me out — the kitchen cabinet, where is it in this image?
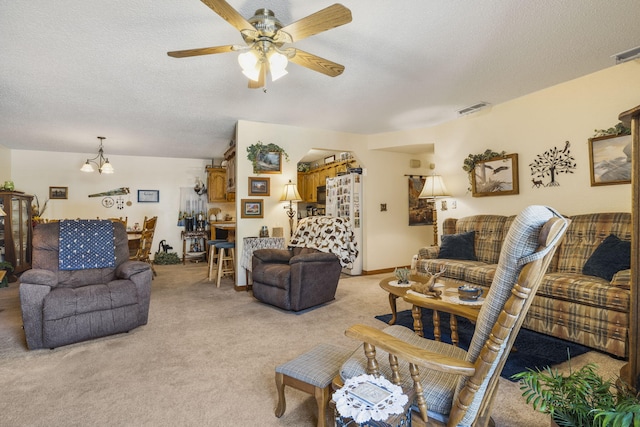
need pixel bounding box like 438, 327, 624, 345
303, 172, 318, 202
0, 192, 34, 275
207, 167, 231, 202
224, 144, 236, 194
297, 172, 306, 203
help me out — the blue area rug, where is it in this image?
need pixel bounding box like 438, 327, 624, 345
375, 309, 591, 381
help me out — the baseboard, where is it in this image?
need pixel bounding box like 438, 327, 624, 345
362, 266, 411, 275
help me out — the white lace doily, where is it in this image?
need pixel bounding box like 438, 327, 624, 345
387, 280, 415, 288
444, 295, 485, 306
333, 374, 408, 423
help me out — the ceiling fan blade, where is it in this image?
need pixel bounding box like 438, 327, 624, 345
248, 63, 266, 89
275, 4, 352, 43
289, 49, 345, 77
167, 45, 236, 58
200, 0, 254, 33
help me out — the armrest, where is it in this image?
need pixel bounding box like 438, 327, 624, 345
253, 249, 292, 264
290, 252, 339, 265
116, 260, 151, 280
345, 324, 475, 377
418, 246, 439, 259
611, 269, 631, 288
403, 293, 480, 323
19, 269, 58, 287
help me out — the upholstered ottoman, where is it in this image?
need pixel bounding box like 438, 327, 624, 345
275, 343, 353, 427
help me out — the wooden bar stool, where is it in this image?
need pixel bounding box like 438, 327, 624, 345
207, 239, 227, 282
215, 241, 235, 287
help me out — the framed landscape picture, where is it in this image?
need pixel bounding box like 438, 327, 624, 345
241, 199, 263, 218
254, 151, 282, 174
49, 186, 68, 199
248, 177, 270, 196
471, 153, 519, 197
588, 134, 632, 186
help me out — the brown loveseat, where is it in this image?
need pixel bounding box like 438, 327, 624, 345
416, 212, 631, 358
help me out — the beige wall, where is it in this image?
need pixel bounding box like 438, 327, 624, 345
0, 145, 11, 183
234, 120, 434, 284
369, 61, 639, 236
10, 150, 209, 256
5, 61, 638, 279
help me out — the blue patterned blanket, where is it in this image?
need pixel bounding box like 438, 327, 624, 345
59, 220, 116, 270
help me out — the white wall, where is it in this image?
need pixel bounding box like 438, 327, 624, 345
0, 145, 11, 183
235, 120, 433, 284
369, 61, 639, 235
11, 149, 209, 257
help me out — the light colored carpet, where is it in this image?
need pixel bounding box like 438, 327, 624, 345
0, 263, 624, 426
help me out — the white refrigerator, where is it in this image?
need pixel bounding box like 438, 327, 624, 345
325, 173, 363, 275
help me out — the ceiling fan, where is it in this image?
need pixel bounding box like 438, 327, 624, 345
167, 0, 352, 89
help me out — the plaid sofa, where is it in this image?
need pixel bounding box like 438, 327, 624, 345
416, 212, 631, 358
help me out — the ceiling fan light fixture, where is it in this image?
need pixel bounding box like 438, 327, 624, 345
268, 51, 288, 81
238, 51, 261, 81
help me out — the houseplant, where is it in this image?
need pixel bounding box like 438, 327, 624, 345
0, 261, 14, 287
513, 362, 640, 426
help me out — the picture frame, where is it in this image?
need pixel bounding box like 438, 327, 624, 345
471, 153, 519, 197
137, 190, 160, 203
254, 151, 282, 174
588, 134, 632, 186
248, 177, 270, 196
49, 186, 68, 200
241, 199, 263, 218
324, 155, 336, 164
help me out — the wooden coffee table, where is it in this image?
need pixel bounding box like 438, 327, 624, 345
403, 280, 483, 346
379, 275, 425, 325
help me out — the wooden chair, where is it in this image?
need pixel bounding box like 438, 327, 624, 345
131, 217, 158, 277
336, 206, 570, 427
108, 217, 127, 228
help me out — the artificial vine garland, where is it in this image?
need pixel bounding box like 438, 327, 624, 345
246, 141, 290, 172
592, 122, 631, 138
462, 149, 506, 191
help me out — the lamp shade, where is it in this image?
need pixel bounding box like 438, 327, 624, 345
280, 180, 302, 202
100, 160, 114, 174
80, 161, 95, 173
418, 175, 450, 199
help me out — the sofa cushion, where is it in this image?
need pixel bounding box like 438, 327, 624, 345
536, 272, 629, 312
582, 234, 631, 281
42, 280, 139, 320
555, 212, 631, 274
419, 259, 486, 281
464, 264, 497, 287
438, 231, 476, 260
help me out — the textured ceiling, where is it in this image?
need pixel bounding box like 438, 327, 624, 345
1, 0, 639, 160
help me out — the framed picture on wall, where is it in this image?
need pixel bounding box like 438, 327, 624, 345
471, 153, 519, 197
588, 134, 632, 186
241, 199, 263, 218
49, 186, 68, 200
248, 177, 270, 196
137, 190, 160, 203
253, 152, 282, 174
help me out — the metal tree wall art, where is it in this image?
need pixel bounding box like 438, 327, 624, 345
529, 141, 576, 187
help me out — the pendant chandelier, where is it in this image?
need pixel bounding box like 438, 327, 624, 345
81, 136, 114, 174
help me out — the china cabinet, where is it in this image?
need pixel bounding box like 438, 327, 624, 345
0, 191, 34, 275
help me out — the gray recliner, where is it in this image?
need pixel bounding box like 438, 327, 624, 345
19, 221, 152, 350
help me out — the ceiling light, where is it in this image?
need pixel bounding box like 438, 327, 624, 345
81, 136, 114, 174
237, 43, 289, 83
268, 51, 288, 81
612, 46, 640, 64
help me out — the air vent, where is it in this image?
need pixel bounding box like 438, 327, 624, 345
457, 102, 490, 116
612, 46, 640, 64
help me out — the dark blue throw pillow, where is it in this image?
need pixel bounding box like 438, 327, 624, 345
582, 234, 631, 281
437, 231, 477, 261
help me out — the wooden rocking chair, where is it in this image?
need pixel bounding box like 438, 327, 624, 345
337, 205, 569, 426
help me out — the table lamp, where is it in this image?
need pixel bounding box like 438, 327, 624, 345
418, 174, 450, 245
280, 180, 302, 237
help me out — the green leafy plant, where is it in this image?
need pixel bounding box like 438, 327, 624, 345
0, 261, 14, 287
513, 362, 640, 427
246, 141, 289, 172
153, 252, 181, 265
593, 122, 631, 138
462, 149, 506, 191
